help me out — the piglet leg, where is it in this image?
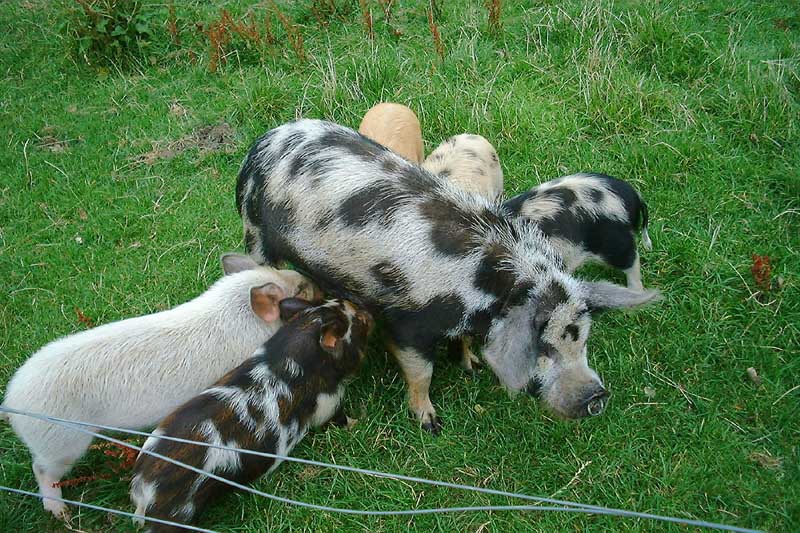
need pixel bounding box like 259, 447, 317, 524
460, 337, 482, 372
624, 254, 644, 291
33, 458, 72, 520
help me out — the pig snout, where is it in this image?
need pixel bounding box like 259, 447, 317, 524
583, 387, 610, 417
542, 369, 610, 419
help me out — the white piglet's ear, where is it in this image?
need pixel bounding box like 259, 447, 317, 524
221, 253, 260, 275
250, 283, 287, 323
582, 281, 662, 312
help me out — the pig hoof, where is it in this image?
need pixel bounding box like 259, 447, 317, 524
461, 349, 482, 373
330, 410, 349, 428
421, 416, 442, 435
345, 416, 358, 429
43, 499, 70, 521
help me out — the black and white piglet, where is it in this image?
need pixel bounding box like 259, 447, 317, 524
130, 298, 373, 532
503, 173, 653, 290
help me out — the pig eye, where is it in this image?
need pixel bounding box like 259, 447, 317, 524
561, 324, 580, 342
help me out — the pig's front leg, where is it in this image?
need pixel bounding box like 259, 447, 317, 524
387, 339, 441, 434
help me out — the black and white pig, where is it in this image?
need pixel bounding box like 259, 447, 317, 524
236, 119, 661, 433
131, 298, 372, 532
503, 173, 653, 290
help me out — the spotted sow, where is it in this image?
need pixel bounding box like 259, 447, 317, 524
236, 119, 661, 433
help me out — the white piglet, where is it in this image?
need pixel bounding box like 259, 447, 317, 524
0, 254, 319, 519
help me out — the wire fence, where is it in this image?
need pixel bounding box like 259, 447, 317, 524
0, 405, 763, 533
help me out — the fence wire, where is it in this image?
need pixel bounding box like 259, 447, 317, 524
0, 405, 763, 533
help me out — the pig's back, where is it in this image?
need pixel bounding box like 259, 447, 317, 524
238, 120, 500, 314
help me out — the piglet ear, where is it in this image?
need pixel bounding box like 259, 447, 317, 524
582, 281, 662, 312
319, 321, 345, 358
249, 283, 286, 323
278, 297, 313, 321
222, 253, 260, 275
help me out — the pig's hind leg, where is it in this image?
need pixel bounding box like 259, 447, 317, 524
17, 420, 94, 519
32, 446, 88, 520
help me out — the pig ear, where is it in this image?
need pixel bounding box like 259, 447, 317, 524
249, 283, 286, 323
221, 253, 260, 275
279, 297, 313, 321
582, 281, 662, 312
319, 321, 345, 358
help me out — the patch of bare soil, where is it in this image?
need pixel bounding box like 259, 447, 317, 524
134, 122, 236, 165
35, 126, 78, 152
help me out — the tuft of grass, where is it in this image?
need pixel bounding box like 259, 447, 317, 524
0, 1, 798, 532
65, 0, 157, 67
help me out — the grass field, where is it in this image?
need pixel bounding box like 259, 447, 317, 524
1, 1, 798, 531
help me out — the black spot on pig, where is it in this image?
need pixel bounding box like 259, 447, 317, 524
535, 281, 570, 322
381, 157, 399, 173
289, 152, 334, 184
237, 134, 278, 215
319, 129, 384, 160
465, 307, 496, 340
590, 188, 604, 204
540, 187, 577, 208
338, 184, 406, 227
315, 208, 336, 230
420, 197, 481, 257
474, 243, 516, 297
585, 219, 637, 270
396, 165, 442, 196
502, 190, 537, 217
260, 198, 295, 232
253, 199, 297, 265
386, 293, 466, 353
592, 173, 643, 225
236, 159, 257, 215
500, 281, 535, 314
371, 261, 411, 297
463, 149, 480, 160
280, 132, 306, 158
536, 208, 584, 246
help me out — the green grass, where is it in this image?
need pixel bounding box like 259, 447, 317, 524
1, 0, 798, 531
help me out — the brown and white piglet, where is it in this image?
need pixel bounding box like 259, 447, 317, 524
130, 298, 373, 532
